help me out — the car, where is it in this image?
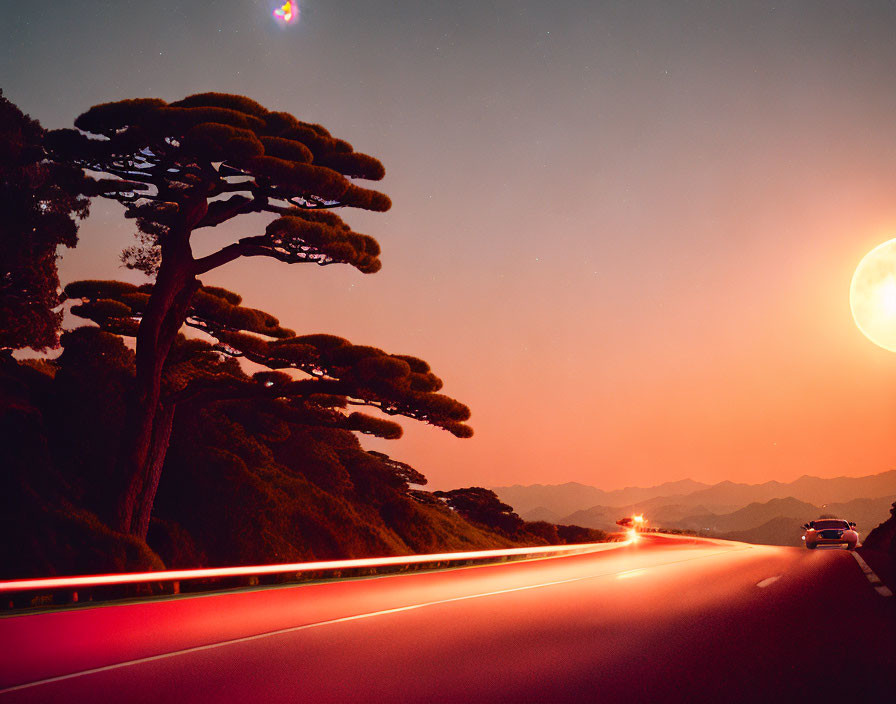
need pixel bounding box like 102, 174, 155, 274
801, 518, 858, 550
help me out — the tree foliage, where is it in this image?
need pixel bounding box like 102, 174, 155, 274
2, 347, 603, 579
0, 354, 162, 581
366, 451, 429, 486
65, 280, 474, 439
150, 399, 511, 568
0, 91, 91, 351
433, 487, 525, 535
46, 92, 390, 277
43, 92, 469, 538
0, 354, 504, 580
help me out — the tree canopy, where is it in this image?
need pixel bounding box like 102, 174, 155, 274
0, 90, 607, 575
0, 90, 90, 351
30, 91, 475, 540
40, 92, 449, 538
46, 92, 390, 277
433, 487, 524, 535
0, 351, 513, 582
65, 279, 474, 439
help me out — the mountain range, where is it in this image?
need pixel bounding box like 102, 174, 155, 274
492, 470, 896, 547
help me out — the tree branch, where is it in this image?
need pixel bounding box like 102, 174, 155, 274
192, 237, 335, 275
195, 194, 266, 229
168, 375, 329, 407
191, 242, 246, 275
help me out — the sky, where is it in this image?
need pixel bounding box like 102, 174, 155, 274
3, 1, 896, 491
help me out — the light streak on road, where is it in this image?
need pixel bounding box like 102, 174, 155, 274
0, 541, 627, 594
3, 535, 894, 701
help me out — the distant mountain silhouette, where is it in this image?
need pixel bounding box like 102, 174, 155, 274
675, 474, 896, 510
558, 505, 616, 531
493, 479, 711, 516
556, 501, 717, 532
718, 516, 807, 547
494, 470, 896, 520
666, 494, 895, 541
675, 497, 820, 534
521, 506, 563, 523
720, 498, 896, 547
523, 492, 895, 547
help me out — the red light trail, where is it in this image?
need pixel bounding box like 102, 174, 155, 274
0, 541, 622, 593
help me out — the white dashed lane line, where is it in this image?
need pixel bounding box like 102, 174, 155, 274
755, 575, 781, 588
0, 548, 745, 695
852, 552, 894, 597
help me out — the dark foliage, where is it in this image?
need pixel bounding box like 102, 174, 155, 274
0, 91, 91, 351
433, 487, 525, 536
2, 344, 607, 578
863, 501, 896, 567
0, 354, 507, 578
49, 328, 135, 515
48, 92, 390, 278
367, 451, 428, 486
150, 401, 471, 565
45, 92, 472, 539
522, 520, 561, 543
0, 357, 161, 579
65, 281, 473, 440
555, 523, 610, 544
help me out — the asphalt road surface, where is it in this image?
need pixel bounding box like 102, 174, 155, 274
2, 534, 894, 703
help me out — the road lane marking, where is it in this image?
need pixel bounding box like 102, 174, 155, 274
616, 569, 647, 579
851, 552, 893, 597
0, 546, 752, 696
755, 575, 781, 588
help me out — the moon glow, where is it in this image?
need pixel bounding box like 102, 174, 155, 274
849, 237, 896, 352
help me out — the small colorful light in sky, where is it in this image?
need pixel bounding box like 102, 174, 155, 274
273, 1, 298, 25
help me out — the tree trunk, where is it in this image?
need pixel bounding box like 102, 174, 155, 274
131, 401, 176, 539
110, 236, 198, 538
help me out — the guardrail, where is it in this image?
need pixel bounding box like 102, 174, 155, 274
1, 540, 626, 612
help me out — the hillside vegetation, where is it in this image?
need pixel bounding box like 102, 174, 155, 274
1, 350, 606, 580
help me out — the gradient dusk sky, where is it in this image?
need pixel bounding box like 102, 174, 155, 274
3, 1, 896, 491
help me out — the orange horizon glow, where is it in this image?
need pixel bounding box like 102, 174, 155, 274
13, 3, 896, 493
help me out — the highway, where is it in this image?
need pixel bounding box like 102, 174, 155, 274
1, 534, 894, 703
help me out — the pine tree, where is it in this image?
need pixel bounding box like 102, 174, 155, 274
48, 93, 468, 537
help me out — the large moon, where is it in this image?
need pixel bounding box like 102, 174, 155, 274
850, 237, 896, 352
